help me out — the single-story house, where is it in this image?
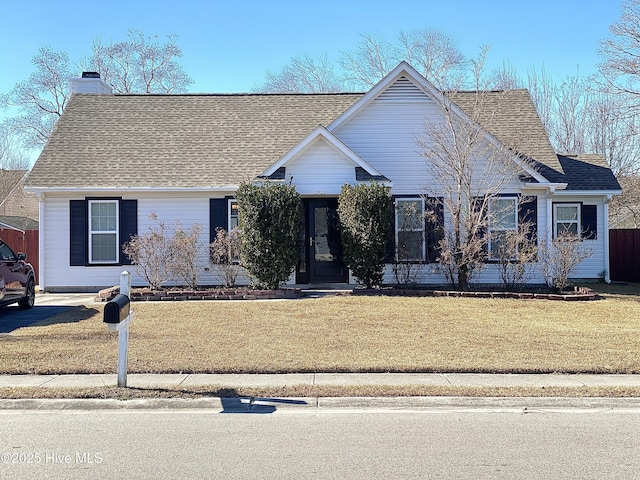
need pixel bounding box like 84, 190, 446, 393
25, 62, 621, 291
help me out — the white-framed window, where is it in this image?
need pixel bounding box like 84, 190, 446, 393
228, 199, 239, 230
395, 198, 425, 262
88, 200, 119, 263
554, 203, 580, 238
488, 197, 518, 260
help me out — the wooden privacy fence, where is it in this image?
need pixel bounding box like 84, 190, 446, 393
0, 229, 39, 283
610, 229, 640, 282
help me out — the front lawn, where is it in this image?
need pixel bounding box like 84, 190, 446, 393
2, 284, 640, 375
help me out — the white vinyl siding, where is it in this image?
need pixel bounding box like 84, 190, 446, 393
41, 193, 250, 291
332, 78, 524, 196
285, 139, 357, 195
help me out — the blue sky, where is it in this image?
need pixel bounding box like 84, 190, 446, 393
0, 0, 624, 95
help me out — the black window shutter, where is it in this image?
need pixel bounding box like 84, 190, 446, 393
472, 196, 489, 260
425, 198, 444, 263
70, 200, 87, 266
210, 198, 228, 243
518, 196, 538, 244
385, 197, 396, 263
119, 200, 138, 265
582, 204, 597, 239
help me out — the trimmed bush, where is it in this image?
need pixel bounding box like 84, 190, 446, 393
338, 182, 393, 288
235, 182, 302, 289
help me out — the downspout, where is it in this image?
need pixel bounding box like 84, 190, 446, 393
36, 193, 45, 291
603, 195, 612, 283
545, 188, 555, 248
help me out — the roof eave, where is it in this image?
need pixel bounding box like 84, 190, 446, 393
25, 185, 241, 195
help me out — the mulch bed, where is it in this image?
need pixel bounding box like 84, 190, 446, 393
97, 286, 303, 302
97, 285, 599, 302
352, 286, 600, 301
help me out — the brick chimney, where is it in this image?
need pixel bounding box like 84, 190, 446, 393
69, 72, 113, 95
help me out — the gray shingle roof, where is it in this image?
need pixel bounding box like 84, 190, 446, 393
451, 89, 563, 174
27, 93, 363, 189
26, 88, 619, 192
556, 154, 621, 191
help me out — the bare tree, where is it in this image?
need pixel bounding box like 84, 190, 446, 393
86, 29, 193, 93
586, 92, 640, 176
0, 47, 73, 149
0, 123, 31, 170
340, 33, 397, 89
416, 52, 536, 290
398, 29, 468, 90
486, 61, 523, 90
1, 31, 192, 156
610, 175, 640, 228
600, 0, 640, 99
490, 204, 538, 290
254, 53, 343, 93
339, 30, 469, 91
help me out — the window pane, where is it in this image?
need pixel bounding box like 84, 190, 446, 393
556, 206, 578, 222
557, 222, 578, 236
398, 231, 423, 261
491, 198, 516, 229
91, 233, 117, 262
91, 202, 117, 231
397, 200, 423, 230
490, 231, 508, 259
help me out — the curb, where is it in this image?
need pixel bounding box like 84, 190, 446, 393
2, 396, 640, 412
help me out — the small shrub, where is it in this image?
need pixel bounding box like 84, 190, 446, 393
209, 227, 243, 287
169, 222, 203, 290
539, 233, 593, 292
122, 213, 173, 290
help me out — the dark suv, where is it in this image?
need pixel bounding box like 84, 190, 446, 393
0, 239, 35, 309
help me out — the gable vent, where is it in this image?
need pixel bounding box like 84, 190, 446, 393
375, 76, 430, 103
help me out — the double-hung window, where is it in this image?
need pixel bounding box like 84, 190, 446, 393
488, 197, 518, 260
396, 198, 425, 262
88, 200, 119, 263
553, 203, 580, 238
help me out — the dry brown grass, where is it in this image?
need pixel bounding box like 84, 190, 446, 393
2, 385, 640, 400
2, 284, 640, 375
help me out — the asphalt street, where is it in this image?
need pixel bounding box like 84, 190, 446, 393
1, 406, 640, 479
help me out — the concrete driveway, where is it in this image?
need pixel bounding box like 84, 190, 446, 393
0, 293, 97, 334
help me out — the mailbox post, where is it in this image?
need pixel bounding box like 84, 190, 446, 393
103, 271, 133, 387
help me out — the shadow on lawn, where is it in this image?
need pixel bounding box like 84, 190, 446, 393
592, 282, 640, 299
0, 305, 99, 334
30, 306, 100, 328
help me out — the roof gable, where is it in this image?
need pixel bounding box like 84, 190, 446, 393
260, 126, 388, 182
328, 63, 549, 184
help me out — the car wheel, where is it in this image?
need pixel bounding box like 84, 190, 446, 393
18, 278, 35, 310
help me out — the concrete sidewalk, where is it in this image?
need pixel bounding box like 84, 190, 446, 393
2, 372, 640, 389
